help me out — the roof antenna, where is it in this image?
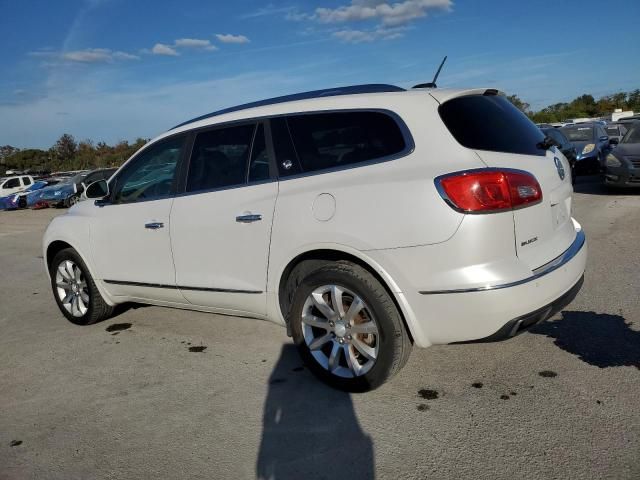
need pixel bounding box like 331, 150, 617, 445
413, 56, 447, 89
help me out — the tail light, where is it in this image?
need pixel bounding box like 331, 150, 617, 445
436, 169, 542, 213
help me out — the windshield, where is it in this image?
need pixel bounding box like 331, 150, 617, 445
26, 181, 46, 192
561, 126, 594, 142
621, 125, 640, 144
605, 126, 620, 136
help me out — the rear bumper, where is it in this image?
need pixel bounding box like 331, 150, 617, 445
452, 274, 584, 343
369, 220, 587, 347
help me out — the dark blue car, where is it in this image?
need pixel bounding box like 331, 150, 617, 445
560, 123, 614, 174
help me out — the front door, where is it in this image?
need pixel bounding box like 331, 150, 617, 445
170, 121, 277, 316
90, 135, 187, 302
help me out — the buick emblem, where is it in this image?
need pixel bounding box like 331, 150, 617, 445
554, 157, 565, 180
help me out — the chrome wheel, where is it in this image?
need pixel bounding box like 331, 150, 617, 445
55, 260, 89, 318
68, 195, 79, 207
301, 285, 379, 378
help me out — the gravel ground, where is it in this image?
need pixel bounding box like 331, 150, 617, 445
1, 176, 639, 480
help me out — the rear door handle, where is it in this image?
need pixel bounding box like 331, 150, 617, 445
145, 222, 164, 229
235, 213, 262, 223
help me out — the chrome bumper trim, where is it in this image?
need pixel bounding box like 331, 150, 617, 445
419, 229, 586, 295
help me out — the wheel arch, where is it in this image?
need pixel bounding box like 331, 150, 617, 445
275, 247, 417, 344
44, 237, 117, 307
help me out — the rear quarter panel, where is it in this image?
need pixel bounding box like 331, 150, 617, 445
267, 93, 486, 293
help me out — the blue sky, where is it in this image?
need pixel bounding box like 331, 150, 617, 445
1, 0, 639, 149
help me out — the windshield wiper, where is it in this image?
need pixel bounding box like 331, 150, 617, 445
536, 136, 558, 150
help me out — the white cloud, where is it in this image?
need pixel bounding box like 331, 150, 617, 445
174, 38, 217, 51
58, 48, 139, 63
215, 33, 250, 44
241, 4, 295, 19
316, 0, 451, 27
152, 43, 179, 56
332, 26, 407, 43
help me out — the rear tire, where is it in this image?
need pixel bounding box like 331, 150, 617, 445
289, 261, 412, 392
50, 248, 114, 325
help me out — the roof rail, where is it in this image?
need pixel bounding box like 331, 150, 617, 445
170, 83, 406, 130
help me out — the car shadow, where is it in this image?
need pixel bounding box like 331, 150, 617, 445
256, 344, 375, 480
530, 311, 640, 370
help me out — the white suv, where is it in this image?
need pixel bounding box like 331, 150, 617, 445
43, 84, 587, 391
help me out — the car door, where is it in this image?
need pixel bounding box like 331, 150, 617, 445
89, 134, 188, 302
170, 121, 278, 316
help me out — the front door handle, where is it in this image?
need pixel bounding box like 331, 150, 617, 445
145, 222, 164, 229
236, 213, 263, 223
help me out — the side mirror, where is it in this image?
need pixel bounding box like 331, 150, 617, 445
86, 180, 109, 199
609, 137, 619, 145
599, 135, 609, 142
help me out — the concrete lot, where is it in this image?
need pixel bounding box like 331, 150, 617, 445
1, 177, 639, 480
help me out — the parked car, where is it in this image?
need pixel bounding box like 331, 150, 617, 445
604, 121, 640, 188
541, 127, 578, 182
560, 123, 613, 173
604, 123, 628, 145
35, 172, 89, 208
79, 168, 118, 201
0, 175, 34, 197
43, 85, 587, 391
14, 180, 58, 208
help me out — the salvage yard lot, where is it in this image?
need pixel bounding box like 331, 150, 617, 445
1, 177, 639, 480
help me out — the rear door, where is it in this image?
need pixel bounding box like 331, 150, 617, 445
438, 93, 575, 270
169, 121, 277, 316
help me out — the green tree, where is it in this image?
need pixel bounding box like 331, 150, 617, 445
54, 133, 77, 167
507, 94, 530, 114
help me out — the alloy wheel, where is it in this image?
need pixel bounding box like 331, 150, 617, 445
55, 260, 89, 318
301, 285, 379, 378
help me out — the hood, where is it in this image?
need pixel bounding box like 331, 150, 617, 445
39, 182, 75, 199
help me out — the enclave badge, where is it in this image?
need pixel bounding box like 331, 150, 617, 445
554, 157, 565, 180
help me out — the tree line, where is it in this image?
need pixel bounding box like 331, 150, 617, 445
0, 134, 148, 174
508, 89, 640, 123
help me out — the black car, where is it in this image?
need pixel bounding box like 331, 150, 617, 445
604, 121, 640, 188
542, 127, 578, 182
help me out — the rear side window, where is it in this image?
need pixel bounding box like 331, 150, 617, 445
439, 94, 546, 156
286, 111, 406, 173
186, 124, 255, 192
22, 176, 32, 185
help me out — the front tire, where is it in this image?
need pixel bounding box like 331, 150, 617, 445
289, 262, 412, 392
50, 248, 114, 325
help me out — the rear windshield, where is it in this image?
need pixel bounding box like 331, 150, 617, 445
439, 94, 546, 156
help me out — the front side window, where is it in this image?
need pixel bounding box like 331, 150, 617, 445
545, 129, 567, 148
286, 111, 406, 173
186, 124, 255, 192
3, 178, 20, 189
112, 136, 184, 204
